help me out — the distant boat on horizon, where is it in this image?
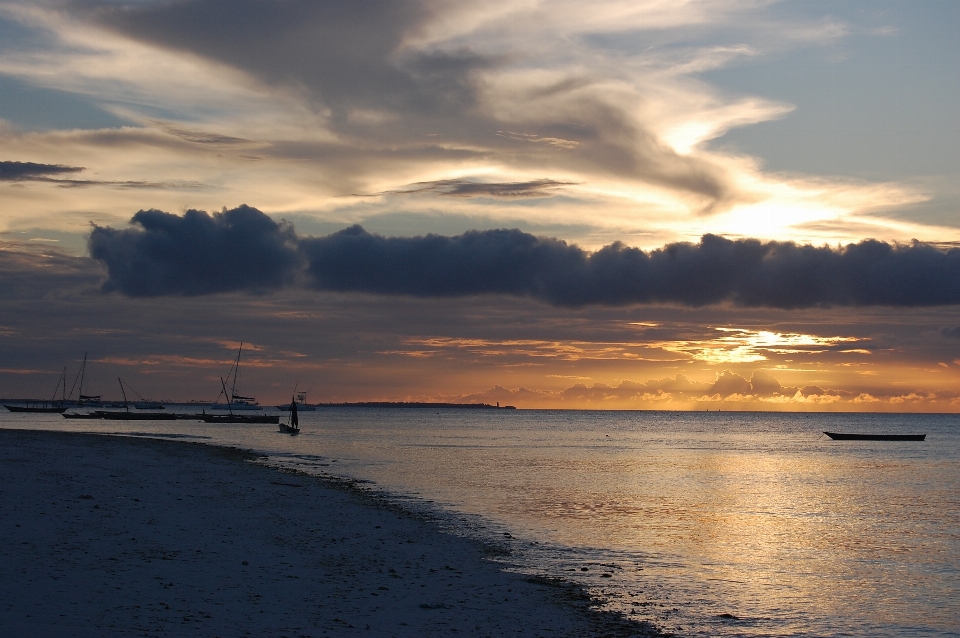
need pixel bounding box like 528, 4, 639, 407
823, 431, 926, 441
278, 391, 316, 411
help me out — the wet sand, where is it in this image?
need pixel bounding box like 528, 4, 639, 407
0, 429, 657, 637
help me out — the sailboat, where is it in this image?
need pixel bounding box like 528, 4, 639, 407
73, 353, 102, 407
90, 379, 176, 420
4, 367, 68, 413
209, 343, 262, 410
200, 376, 279, 424
277, 390, 316, 411
278, 394, 301, 434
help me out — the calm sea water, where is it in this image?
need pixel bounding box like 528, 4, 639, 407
3, 409, 958, 636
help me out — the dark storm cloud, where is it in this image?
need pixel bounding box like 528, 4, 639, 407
0, 161, 84, 181
89, 206, 960, 308
302, 226, 960, 308
88, 205, 300, 296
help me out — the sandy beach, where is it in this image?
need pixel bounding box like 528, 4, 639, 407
0, 429, 657, 637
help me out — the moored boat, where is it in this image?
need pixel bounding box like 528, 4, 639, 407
200, 412, 280, 424
823, 431, 926, 441
5, 403, 67, 413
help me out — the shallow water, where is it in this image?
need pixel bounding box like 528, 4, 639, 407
3, 409, 958, 636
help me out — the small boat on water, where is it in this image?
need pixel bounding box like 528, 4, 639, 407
200, 412, 280, 424
209, 343, 263, 410
4, 367, 69, 413
823, 431, 926, 441
200, 374, 279, 424
278, 391, 316, 411
278, 395, 300, 435
64, 378, 174, 420
5, 403, 67, 413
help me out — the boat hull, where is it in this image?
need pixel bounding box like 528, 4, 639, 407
200, 414, 280, 424
823, 431, 926, 441
278, 423, 300, 434
5, 404, 67, 413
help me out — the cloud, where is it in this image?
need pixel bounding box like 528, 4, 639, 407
88, 205, 300, 296
382, 178, 576, 199
78, 0, 744, 207
0, 160, 83, 181
941, 326, 960, 339
89, 206, 960, 308
301, 225, 960, 308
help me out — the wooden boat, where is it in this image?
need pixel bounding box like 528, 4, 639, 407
278, 395, 300, 434
200, 412, 279, 424
5, 366, 69, 413
199, 376, 279, 424
209, 343, 263, 410
823, 431, 926, 441
5, 403, 67, 413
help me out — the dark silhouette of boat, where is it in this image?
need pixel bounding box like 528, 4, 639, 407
5, 403, 67, 413
278, 394, 300, 434
200, 412, 279, 424
198, 376, 279, 424
209, 343, 262, 410
278, 391, 315, 411
4, 367, 69, 413
823, 431, 926, 441
63, 378, 174, 420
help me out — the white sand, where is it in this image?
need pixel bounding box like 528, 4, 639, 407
0, 429, 657, 637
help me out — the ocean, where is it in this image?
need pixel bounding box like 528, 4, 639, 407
3, 408, 958, 636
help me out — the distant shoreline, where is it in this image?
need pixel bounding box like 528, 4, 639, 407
2, 399, 518, 410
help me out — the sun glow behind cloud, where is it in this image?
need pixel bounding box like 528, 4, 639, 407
1, 0, 954, 250
651, 328, 861, 364
1, 1, 959, 411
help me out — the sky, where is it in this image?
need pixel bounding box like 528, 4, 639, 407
1, 0, 959, 410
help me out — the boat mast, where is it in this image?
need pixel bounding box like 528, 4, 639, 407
78, 352, 87, 405
221, 377, 234, 416
118, 377, 129, 412
232, 343, 243, 401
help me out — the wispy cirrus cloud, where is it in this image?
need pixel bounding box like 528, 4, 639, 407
2, 0, 947, 247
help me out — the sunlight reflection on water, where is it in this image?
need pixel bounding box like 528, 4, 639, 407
4, 409, 958, 636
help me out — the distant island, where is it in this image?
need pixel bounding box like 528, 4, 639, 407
313, 402, 517, 409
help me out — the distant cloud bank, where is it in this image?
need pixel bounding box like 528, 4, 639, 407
89, 205, 960, 308
0, 161, 84, 181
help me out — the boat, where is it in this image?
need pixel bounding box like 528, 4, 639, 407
97, 378, 174, 420
70, 352, 103, 407
4, 404, 67, 413
209, 343, 263, 410
200, 376, 279, 424
823, 431, 926, 441
278, 394, 300, 434
277, 391, 316, 411
199, 411, 279, 424
4, 367, 69, 413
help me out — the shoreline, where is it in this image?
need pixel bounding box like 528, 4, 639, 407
0, 428, 659, 637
